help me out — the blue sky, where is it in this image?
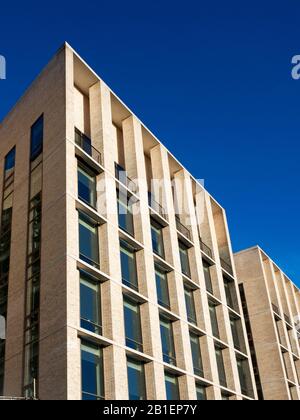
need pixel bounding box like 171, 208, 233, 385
0, 0, 299, 285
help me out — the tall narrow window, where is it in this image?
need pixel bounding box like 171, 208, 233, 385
160, 317, 176, 366
196, 383, 207, 400
224, 276, 238, 312
120, 241, 138, 291
127, 358, 146, 400
24, 115, 44, 398
80, 273, 101, 335
124, 297, 143, 352
190, 333, 204, 377
0, 147, 16, 395
30, 116, 43, 161
184, 287, 197, 325
78, 162, 97, 208
179, 241, 191, 278
230, 316, 245, 352
117, 189, 134, 236
203, 260, 213, 294
236, 356, 254, 398
165, 372, 179, 400
81, 341, 104, 400
151, 220, 165, 258
78, 212, 100, 268
155, 266, 170, 309
209, 301, 220, 339
215, 345, 227, 388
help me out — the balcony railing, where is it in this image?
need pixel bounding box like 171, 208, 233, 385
220, 257, 233, 275
115, 163, 138, 194
199, 238, 213, 259
148, 192, 166, 218
75, 128, 102, 164
175, 216, 191, 241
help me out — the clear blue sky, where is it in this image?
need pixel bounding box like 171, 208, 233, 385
0, 1, 299, 286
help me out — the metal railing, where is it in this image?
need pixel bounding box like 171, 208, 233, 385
220, 257, 233, 275
75, 128, 102, 164
175, 216, 191, 240
199, 238, 213, 259
148, 192, 166, 218
115, 163, 138, 194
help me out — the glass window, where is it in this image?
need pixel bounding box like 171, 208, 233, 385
30, 115, 44, 161
124, 297, 143, 352
236, 357, 254, 398
155, 267, 170, 309
120, 241, 138, 290
196, 383, 207, 400
78, 163, 97, 208
81, 341, 104, 400
4, 147, 16, 180
160, 317, 176, 366
78, 213, 99, 268
127, 358, 146, 400
184, 287, 197, 325
165, 372, 179, 400
230, 317, 245, 352
224, 277, 238, 311
117, 189, 134, 236
203, 261, 213, 294
80, 273, 101, 335
179, 241, 191, 278
209, 302, 220, 339
151, 220, 165, 258
190, 333, 204, 377
215, 346, 227, 388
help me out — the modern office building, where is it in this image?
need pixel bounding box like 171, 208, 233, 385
0, 43, 257, 400
235, 247, 300, 400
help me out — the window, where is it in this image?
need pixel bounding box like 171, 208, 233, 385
184, 287, 197, 325
127, 358, 146, 400
155, 266, 170, 309
120, 241, 138, 290
190, 333, 204, 377
203, 261, 213, 294
215, 345, 227, 388
165, 373, 179, 400
230, 316, 245, 352
78, 212, 99, 268
179, 242, 191, 278
236, 356, 254, 398
221, 392, 230, 400
151, 220, 165, 258
224, 276, 238, 311
196, 383, 207, 400
117, 189, 134, 236
4, 147, 15, 179
80, 273, 101, 335
81, 341, 104, 400
30, 115, 44, 161
78, 163, 97, 208
209, 301, 220, 339
124, 297, 143, 352
160, 317, 176, 365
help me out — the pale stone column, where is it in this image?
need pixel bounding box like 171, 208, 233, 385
89, 81, 128, 400
122, 116, 166, 399
150, 144, 196, 399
